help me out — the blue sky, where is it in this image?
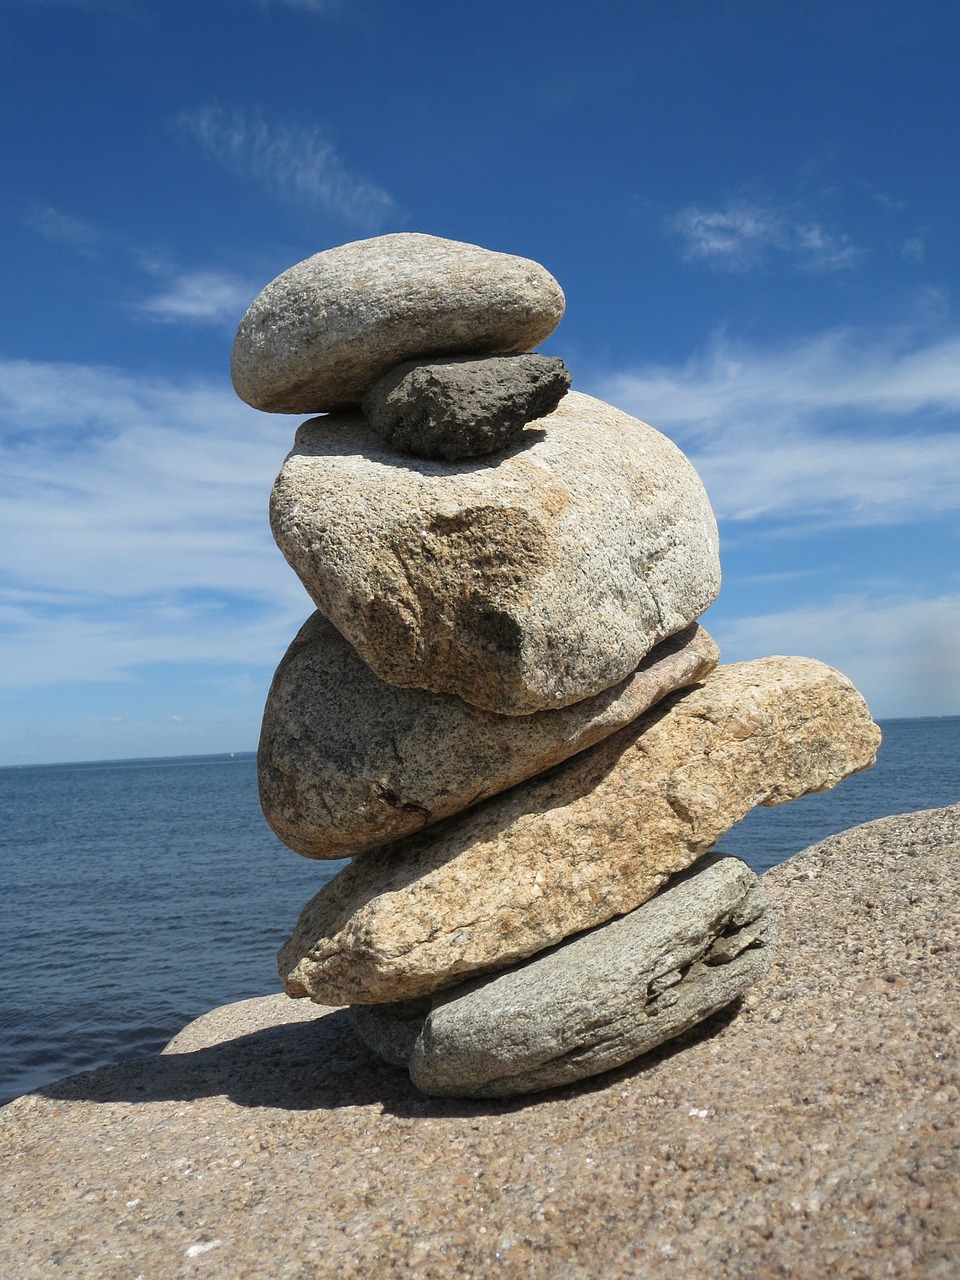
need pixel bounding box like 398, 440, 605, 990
2, 0, 959, 764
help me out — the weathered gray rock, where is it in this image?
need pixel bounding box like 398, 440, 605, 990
350, 998, 430, 1070
360, 354, 572, 461
279, 657, 880, 1005
350, 854, 775, 1098
259, 617, 719, 859
231, 234, 566, 413
270, 391, 721, 715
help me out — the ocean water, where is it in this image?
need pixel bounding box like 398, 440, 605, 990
1, 719, 958, 1107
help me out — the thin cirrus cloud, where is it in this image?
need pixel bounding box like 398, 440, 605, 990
22, 205, 255, 327
596, 325, 960, 525
668, 200, 864, 272
177, 104, 396, 231
137, 270, 257, 326
25, 203, 104, 256
255, 0, 341, 10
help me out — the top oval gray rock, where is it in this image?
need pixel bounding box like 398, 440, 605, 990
231, 233, 566, 413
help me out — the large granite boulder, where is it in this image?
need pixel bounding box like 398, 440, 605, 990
259, 617, 719, 859
269, 391, 721, 715
360, 353, 572, 461
350, 854, 775, 1098
279, 657, 881, 1005
231, 233, 565, 413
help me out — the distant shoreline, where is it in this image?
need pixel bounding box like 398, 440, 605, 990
4, 715, 960, 772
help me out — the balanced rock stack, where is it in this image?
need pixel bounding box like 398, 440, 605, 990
233, 233, 881, 1100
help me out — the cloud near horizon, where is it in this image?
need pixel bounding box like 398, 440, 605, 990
178, 104, 396, 230
708, 592, 960, 718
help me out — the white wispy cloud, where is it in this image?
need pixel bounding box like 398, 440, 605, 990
137, 270, 256, 325
3, 337, 957, 717
178, 104, 395, 230
25, 204, 104, 256
596, 326, 960, 525
870, 190, 906, 212
23, 202, 255, 326
19, 0, 130, 11
256, 0, 341, 10
0, 358, 310, 687
668, 199, 864, 272
710, 592, 960, 718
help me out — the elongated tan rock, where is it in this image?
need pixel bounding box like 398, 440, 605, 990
351, 854, 775, 1099
259, 618, 719, 859
279, 657, 880, 1004
270, 391, 721, 715
231, 233, 565, 413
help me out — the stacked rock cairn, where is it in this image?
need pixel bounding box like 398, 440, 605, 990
232, 233, 881, 1100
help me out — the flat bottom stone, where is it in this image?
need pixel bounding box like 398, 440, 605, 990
350, 854, 775, 1098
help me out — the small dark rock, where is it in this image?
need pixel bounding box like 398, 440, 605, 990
360, 353, 572, 461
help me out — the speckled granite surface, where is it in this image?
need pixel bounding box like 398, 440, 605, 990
2, 805, 958, 1278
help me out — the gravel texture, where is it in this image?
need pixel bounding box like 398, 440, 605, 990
2, 805, 958, 1278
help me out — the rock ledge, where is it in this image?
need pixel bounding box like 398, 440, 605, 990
2, 805, 956, 1279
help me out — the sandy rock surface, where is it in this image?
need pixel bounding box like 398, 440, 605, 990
231, 233, 565, 413
269, 391, 721, 715
259, 618, 718, 859
353, 854, 775, 1099
2, 805, 957, 1278
279, 657, 879, 1004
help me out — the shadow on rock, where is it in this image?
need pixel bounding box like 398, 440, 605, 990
34, 998, 743, 1117
36, 1011, 408, 1112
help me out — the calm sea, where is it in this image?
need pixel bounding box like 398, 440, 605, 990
2, 718, 958, 1106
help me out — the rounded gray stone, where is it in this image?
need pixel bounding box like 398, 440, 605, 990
258, 616, 719, 859
269, 391, 722, 715
360, 353, 572, 460
231, 233, 566, 413
349, 854, 776, 1099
